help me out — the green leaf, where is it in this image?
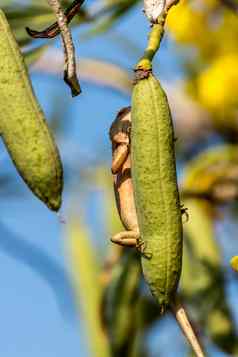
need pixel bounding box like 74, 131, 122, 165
104, 251, 141, 356
65, 219, 111, 357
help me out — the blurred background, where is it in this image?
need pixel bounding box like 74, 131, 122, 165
1, 0, 238, 356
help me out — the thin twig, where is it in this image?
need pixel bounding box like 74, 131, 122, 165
47, 0, 81, 96
135, 0, 180, 72
26, 0, 85, 39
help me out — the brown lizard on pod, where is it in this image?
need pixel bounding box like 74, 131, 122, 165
110, 107, 140, 249
0, 10, 63, 211
110, 108, 205, 357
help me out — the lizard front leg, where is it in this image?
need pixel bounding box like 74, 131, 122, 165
111, 230, 139, 247
112, 143, 129, 174
111, 231, 152, 259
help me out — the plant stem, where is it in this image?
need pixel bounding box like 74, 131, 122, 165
171, 299, 205, 357
135, 13, 166, 71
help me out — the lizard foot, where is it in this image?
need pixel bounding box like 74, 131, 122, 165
136, 239, 152, 259
111, 230, 139, 247
181, 204, 189, 223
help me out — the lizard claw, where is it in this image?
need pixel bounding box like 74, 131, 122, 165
136, 239, 152, 259
180, 204, 189, 223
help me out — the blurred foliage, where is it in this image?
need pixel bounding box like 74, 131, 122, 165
66, 219, 111, 357
1, 0, 238, 357
182, 145, 238, 208
103, 251, 141, 356
181, 199, 238, 355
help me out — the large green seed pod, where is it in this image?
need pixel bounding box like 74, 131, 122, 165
0, 10, 63, 211
131, 72, 182, 312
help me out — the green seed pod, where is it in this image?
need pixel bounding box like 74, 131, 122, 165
0, 10, 63, 211
131, 72, 182, 312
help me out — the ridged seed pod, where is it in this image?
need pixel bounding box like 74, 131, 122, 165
0, 10, 63, 211
131, 72, 182, 312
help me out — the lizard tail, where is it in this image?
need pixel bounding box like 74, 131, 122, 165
170, 298, 205, 357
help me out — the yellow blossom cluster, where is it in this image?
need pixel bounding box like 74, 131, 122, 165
167, 0, 238, 119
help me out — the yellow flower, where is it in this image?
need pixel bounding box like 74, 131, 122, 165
230, 256, 238, 272
213, 12, 238, 56
197, 54, 238, 111
167, 2, 209, 45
